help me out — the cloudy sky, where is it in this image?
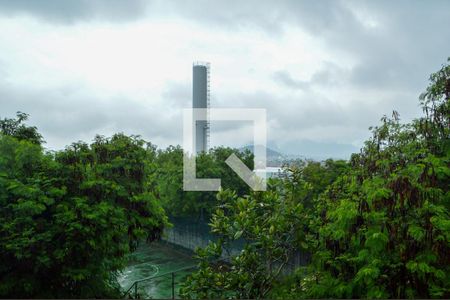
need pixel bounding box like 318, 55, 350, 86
0, 0, 449, 159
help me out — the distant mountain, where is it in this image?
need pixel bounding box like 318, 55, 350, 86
240, 145, 288, 167
240, 144, 284, 158
240, 145, 346, 166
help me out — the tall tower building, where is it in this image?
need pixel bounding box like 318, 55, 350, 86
192, 62, 210, 154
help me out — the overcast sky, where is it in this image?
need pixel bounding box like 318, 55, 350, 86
0, 0, 449, 159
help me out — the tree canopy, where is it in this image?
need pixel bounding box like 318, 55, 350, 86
181, 59, 450, 299
0, 128, 167, 297
0, 59, 448, 299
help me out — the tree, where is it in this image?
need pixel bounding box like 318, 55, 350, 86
179, 156, 348, 299
180, 59, 449, 299
179, 169, 315, 299
0, 111, 43, 145
155, 146, 253, 219
0, 132, 168, 298
296, 60, 449, 298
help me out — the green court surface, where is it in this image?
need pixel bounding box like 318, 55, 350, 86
119, 242, 196, 299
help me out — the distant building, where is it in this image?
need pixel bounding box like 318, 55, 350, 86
254, 167, 284, 179
192, 62, 210, 154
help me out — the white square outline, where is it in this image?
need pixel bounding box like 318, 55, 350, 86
183, 108, 267, 191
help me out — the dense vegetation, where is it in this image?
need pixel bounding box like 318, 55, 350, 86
155, 145, 253, 219
180, 60, 449, 299
0, 114, 253, 298
0, 117, 168, 298
0, 59, 448, 298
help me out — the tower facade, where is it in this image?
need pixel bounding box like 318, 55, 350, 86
192, 62, 210, 154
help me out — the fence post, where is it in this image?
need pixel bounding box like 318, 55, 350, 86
171, 272, 175, 299
134, 282, 138, 299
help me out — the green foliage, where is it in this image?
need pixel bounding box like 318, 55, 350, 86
179, 189, 299, 299
180, 160, 347, 299
299, 60, 450, 299
1, 59, 448, 299
0, 111, 43, 145
181, 59, 449, 299
155, 146, 253, 219
0, 132, 167, 298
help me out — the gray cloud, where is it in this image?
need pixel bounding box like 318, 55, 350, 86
272, 71, 309, 91
163, 0, 449, 95
0, 79, 185, 149
161, 81, 190, 107
0, 0, 449, 159
272, 62, 348, 92
0, 0, 148, 23
147, 0, 352, 35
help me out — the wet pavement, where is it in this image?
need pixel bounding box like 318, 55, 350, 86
119, 242, 196, 299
